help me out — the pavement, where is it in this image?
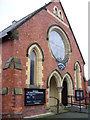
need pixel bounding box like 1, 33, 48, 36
23, 106, 90, 119
23, 112, 89, 119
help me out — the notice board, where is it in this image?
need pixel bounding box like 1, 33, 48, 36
24, 88, 45, 106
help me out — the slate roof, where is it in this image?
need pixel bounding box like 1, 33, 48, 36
0, 0, 85, 65
0, 2, 51, 39
0, 11, 36, 38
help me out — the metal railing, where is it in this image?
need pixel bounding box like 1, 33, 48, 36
49, 96, 90, 113
67, 95, 90, 112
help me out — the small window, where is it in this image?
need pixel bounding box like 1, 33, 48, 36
58, 10, 63, 20
55, 8, 58, 16
30, 51, 36, 85
54, 6, 58, 16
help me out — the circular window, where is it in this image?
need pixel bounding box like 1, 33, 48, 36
49, 31, 65, 61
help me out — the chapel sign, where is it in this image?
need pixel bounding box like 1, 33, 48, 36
24, 88, 46, 106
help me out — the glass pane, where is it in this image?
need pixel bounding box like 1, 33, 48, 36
55, 8, 57, 15
30, 51, 35, 85
49, 31, 65, 61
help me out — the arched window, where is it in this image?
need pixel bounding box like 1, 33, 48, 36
26, 43, 44, 88
76, 65, 79, 89
53, 6, 58, 16
74, 62, 82, 90
58, 10, 63, 20
30, 51, 36, 85
55, 8, 58, 16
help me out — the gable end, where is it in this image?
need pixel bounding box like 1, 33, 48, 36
59, 1, 85, 65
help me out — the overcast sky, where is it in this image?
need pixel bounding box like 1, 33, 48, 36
0, 0, 89, 79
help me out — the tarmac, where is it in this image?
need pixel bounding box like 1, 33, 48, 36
23, 111, 89, 119
48, 112, 89, 119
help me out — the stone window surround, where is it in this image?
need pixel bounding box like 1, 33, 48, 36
58, 10, 63, 20
53, 6, 58, 16
74, 61, 82, 90
47, 25, 72, 61
26, 43, 44, 88
53, 6, 64, 20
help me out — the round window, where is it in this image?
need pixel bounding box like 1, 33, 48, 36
49, 31, 65, 61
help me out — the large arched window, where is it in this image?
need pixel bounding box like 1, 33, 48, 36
26, 43, 44, 88
74, 62, 82, 90
30, 51, 36, 85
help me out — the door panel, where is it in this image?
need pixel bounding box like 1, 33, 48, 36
62, 80, 68, 106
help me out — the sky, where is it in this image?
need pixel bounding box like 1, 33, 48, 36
0, 0, 89, 79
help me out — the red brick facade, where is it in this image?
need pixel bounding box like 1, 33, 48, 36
1, 1, 87, 118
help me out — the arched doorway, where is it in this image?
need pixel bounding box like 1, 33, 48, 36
49, 76, 58, 106
62, 79, 68, 106
62, 73, 74, 106
47, 70, 62, 108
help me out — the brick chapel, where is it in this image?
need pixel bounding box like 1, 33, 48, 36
0, 0, 87, 118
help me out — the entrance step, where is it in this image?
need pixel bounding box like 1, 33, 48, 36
49, 106, 57, 113
68, 106, 89, 113
48, 105, 69, 114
